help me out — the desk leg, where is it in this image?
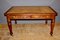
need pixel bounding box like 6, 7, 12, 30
7, 18, 13, 36
15, 20, 17, 24
45, 20, 47, 24
50, 19, 55, 36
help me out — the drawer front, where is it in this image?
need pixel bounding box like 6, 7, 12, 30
12, 15, 31, 19
31, 15, 51, 19
9, 14, 31, 19
9, 14, 51, 19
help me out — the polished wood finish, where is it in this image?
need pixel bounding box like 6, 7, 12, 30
4, 6, 57, 36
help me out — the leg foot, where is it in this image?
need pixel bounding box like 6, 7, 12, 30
10, 32, 13, 36
50, 32, 53, 36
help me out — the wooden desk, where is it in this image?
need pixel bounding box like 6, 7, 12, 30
4, 6, 57, 36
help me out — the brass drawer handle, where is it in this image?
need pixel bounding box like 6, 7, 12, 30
32, 15, 39, 18
13, 16, 16, 18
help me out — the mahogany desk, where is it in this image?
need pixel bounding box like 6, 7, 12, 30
4, 6, 57, 36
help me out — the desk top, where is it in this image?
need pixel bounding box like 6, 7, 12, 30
4, 6, 57, 16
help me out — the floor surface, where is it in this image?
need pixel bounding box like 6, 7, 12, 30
0, 23, 60, 40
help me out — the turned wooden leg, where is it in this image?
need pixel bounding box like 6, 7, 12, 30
50, 19, 55, 36
15, 20, 17, 24
45, 20, 47, 24
7, 18, 13, 36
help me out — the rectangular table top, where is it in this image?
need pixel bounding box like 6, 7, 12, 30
4, 6, 57, 16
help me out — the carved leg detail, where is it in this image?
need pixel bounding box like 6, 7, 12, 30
8, 24, 13, 36
7, 18, 13, 36
50, 19, 55, 36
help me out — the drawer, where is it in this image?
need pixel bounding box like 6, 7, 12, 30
31, 15, 51, 19
10, 15, 31, 19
